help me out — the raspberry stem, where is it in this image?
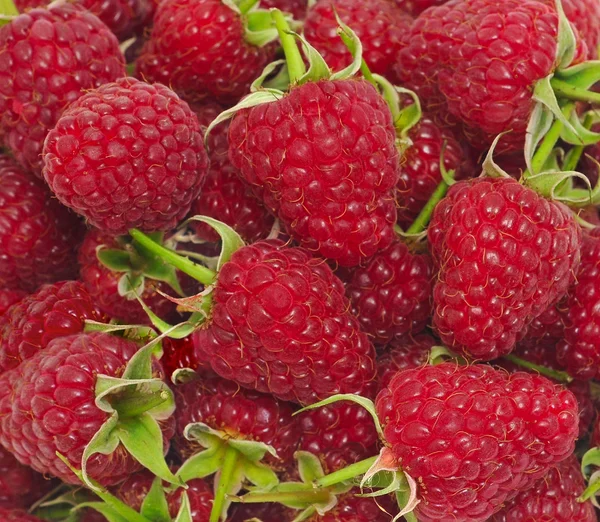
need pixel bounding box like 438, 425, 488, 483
314, 455, 378, 488
580, 476, 600, 502
233, 489, 332, 504
210, 445, 240, 522
405, 174, 453, 235
502, 354, 573, 383
551, 78, 600, 104
114, 389, 171, 418
271, 9, 306, 83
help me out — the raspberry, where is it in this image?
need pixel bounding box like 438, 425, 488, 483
393, 0, 447, 16
260, 0, 307, 19
0, 510, 43, 522
304, 0, 413, 83
0, 290, 26, 317
376, 363, 580, 521
304, 493, 396, 522
0, 156, 84, 291
193, 240, 377, 404
0, 4, 125, 174
230, 502, 294, 522
136, 0, 276, 104
428, 177, 581, 361
0, 281, 107, 373
161, 336, 209, 379
346, 240, 433, 345
229, 80, 399, 267
43, 77, 208, 235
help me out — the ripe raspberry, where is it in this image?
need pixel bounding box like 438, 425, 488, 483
114, 470, 213, 520
229, 80, 399, 267
161, 336, 210, 379
428, 177, 581, 361
261, 0, 307, 19
376, 363, 580, 522
43, 77, 208, 235
346, 240, 433, 345
393, 0, 447, 16
0, 332, 167, 485
190, 103, 273, 243
0, 510, 43, 522
193, 240, 377, 404
304, 493, 396, 522
0, 4, 125, 174
298, 403, 379, 474
304, 0, 413, 83
0, 156, 84, 291
230, 502, 294, 522
136, 0, 276, 104
0, 290, 26, 317
490, 454, 596, 522
0, 281, 107, 373
174, 372, 299, 471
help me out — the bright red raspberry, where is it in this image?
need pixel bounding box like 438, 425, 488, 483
0, 290, 26, 317
0, 510, 43, 522
0, 4, 125, 175
0, 156, 83, 292
43, 77, 208, 235
260, 0, 307, 19
0, 332, 165, 485
304, 0, 413, 83
428, 177, 581, 361
114, 470, 213, 520
490, 454, 596, 522
136, 0, 276, 104
229, 80, 399, 267
394, 0, 447, 16
174, 372, 299, 471
190, 103, 274, 243
346, 240, 433, 345
193, 240, 377, 404
0, 281, 106, 373
376, 363, 580, 522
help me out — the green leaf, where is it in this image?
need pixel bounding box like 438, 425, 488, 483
81, 415, 121, 490
75, 503, 133, 522
173, 492, 194, 522
554, 0, 577, 69
251, 59, 287, 92
228, 439, 277, 461
177, 446, 225, 483
242, 460, 279, 490
117, 272, 145, 300
329, 15, 362, 81
296, 451, 325, 484
560, 111, 600, 145
525, 102, 555, 174
122, 337, 163, 380
140, 477, 172, 522
245, 9, 279, 47
97, 248, 133, 272
554, 59, 600, 89
582, 447, 600, 478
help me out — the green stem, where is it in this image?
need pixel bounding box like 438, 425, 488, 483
233, 489, 331, 505
33, 504, 76, 521
130, 229, 216, 286
114, 389, 171, 418
502, 354, 573, 384
405, 177, 451, 235
551, 78, 600, 104
271, 9, 305, 84
580, 477, 600, 502
315, 455, 377, 488
210, 446, 239, 522
238, 0, 259, 14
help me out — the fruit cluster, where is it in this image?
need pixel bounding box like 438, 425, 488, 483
1, 0, 600, 521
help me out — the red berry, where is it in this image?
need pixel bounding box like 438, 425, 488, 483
346, 240, 433, 345
304, 0, 413, 83
230, 502, 294, 522
0, 156, 84, 292
0, 509, 43, 522
229, 80, 399, 267
161, 336, 209, 379
490, 454, 596, 522
193, 240, 377, 404
43, 77, 208, 235
174, 373, 299, 471
0, 332, 168, 485
393, 0, 447, 16
376, 363, 580, 521
260, 0, 308, 19
428, 177, 581, 361
136, 0, 276, 104
0, 4, 125, 174
0, 290, 26, 317
304, 493, 396, 522
0, 281, 107, 373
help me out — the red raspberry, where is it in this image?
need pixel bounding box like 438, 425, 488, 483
556, 230, 600, 380
428, 177, 581, 361
376, 363, 580, 521
394, 0, 447, 16
0, 156, 84, 292
114, 470, 213, 520
260, 0, 307, 19
161, 336, 209, 379
174, 373, 299, 471
229, 80, 399, 267
230, 502, 293, 522
298, 403, 379, 474
136, 0, 276, 104
0, 332, 167, 485
193, 240, 377, 404
304, 493, 396, 522
43, 77, 208, 235
490, 454, 596, 522
0, 4, 125, 175
0, 290, 26, 317
190, 103, 274, 243
0, 281, 107, 373
0, 510, 43, 522
304, 0, 413, 83
346, 240, 433, 345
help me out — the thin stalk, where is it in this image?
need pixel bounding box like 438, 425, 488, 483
210, 446, 239, 522
33, 504, 76, 520
271, 9, 305, 84
502, 354, 573, 383
315, 455, 377, 488
115, 389, 171, 418
551, 78, 600, 104
233, 489, 331, 504
580, 477, 600, 502
405, 177, 451, 235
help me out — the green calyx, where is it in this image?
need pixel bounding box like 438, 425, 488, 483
579, 447, 600, 507
222, 0, 283, 47
0, 0, 18, 26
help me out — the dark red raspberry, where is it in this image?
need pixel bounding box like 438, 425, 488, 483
490, 454, 596, 522
0, 281, 107, 373
193, 240, 377, 404
304, 493, 396, 522
229, 80, 399, 267
428, 177, 581, 361
0, 156, 84, 292
298, 403, 379, 474
43, 77, 208, 235
136, 0, 276, 104
346, 240, 433, 345
0, 290, 26, 317
304, 0, 413, 83
230, 502, 294, 522
394, 0, 447, 16
0, 332, 166, 485
190, 103, 274, 243
161, 336, 209, 379
174, 373, 299, 471
114, 470, 213, 520
0, 4, 125, 175
0, 510, 43, 522
376, 363, 580, 522
261, 0, 307, 18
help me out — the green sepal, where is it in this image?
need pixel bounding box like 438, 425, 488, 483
250, 59, 287, 92
244, 9, 279, 47
328, 15, 363, 81
554, 0, 577, 70
582, 446, 600, 479
97, 248, 133, 272
77, 503, 134, 522
173, 492, 194, 522
140, 477, 172, 522
524, 169, 600, 206
118, 272, 145, 300
560, 111, 600, 146
177, 446, 225, 483
553, 60, 600, 90
0, 0, 19, 26
524, 102, 556, 175
297, 451, 325, 484
295, 31, 331, 84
